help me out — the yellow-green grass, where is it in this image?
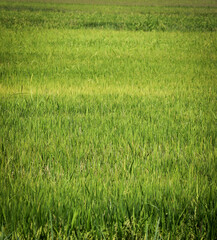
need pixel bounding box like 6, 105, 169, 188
0, 1, 217, 239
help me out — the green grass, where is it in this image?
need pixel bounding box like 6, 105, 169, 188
0, 1, 217, 239
0, 2, 217, 31
2, 0, 217, 7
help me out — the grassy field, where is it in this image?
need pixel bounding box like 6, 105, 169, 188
2, 0, 217, 7
0, 0, 217, 239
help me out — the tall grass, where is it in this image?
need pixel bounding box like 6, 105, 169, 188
0, 1, 217, 239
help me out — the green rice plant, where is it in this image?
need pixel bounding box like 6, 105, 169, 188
2, 0, 217, 7
0, 2, 217, 31
0, 1, 217, 239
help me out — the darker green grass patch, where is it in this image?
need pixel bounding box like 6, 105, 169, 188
0, 2, 217, 31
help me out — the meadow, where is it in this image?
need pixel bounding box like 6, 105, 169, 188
0, 0, 217, 239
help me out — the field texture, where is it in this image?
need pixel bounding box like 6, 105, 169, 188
0, 1, 217, 239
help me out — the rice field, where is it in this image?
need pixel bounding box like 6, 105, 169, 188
0, 0, 217, 239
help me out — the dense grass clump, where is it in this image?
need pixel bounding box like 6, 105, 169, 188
0, 0, 217, 239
